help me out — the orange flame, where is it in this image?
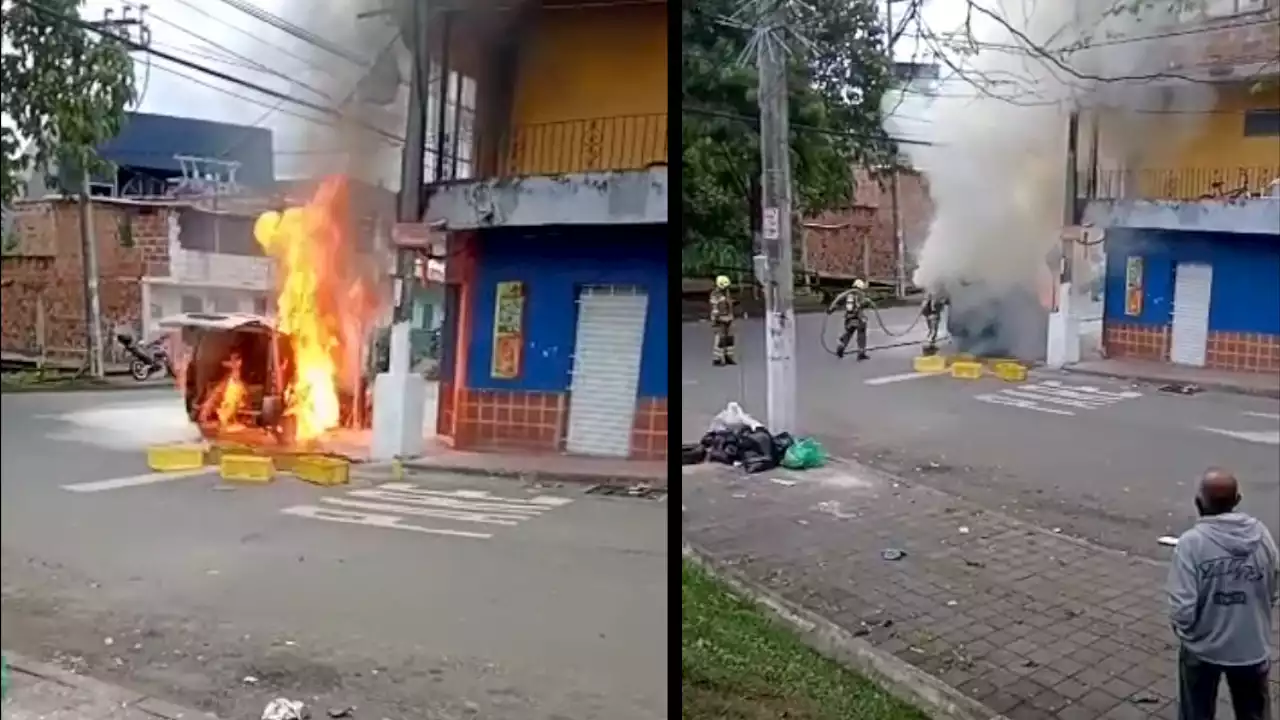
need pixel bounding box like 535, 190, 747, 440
254, 176, 380, 443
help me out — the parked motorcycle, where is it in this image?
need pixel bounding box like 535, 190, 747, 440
116, 332, 173, 381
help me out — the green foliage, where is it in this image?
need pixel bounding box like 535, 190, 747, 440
681, 0, 896, 276
1, 0, 137, 207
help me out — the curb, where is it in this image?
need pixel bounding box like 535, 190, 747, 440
682, 545, 1006, 720
0, 380, 172, 394
1062, 366, 1280, 399
3, 651, 219, 719
403, 459, 668, 489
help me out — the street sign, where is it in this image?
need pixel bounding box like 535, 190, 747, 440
762, 207, 780, 240
391, 222, 433, 249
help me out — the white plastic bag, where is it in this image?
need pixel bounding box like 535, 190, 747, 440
708, 402, 763, 433
262, 698, 307, 720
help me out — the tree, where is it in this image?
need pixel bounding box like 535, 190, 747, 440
681, 0, 895, 276
1, 0, 137, 210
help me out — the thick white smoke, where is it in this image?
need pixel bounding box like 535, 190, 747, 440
889, 0, 1218, 299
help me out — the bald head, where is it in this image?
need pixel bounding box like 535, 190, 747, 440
1197, 468, 1240, 516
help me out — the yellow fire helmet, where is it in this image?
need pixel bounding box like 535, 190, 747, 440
853, 279, 867, 290
715, 275, 731, 289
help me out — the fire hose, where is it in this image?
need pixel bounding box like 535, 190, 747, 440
818, 291, 949, 357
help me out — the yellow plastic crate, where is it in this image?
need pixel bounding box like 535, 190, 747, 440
219, 454, 274, 483
992, 361, 1028, 383
146, 444, 207, 472
950, 361, 984, 380
293, 455, 350, 487
913, 354, 948, 373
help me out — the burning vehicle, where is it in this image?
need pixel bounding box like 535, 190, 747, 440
160, 312, 368, 443
164, 176, 386, 446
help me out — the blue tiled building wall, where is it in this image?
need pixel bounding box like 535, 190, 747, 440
1104, 229, 1280, 335
463, 225, 668, 397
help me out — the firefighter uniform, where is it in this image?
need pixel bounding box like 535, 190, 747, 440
833, 280, 871, 361
710, 276, 736, 366
921, 292, 949, 355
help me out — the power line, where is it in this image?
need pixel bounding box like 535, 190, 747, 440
144, 7, 332, 99
13, 0, 403, 143
209, 0, 371, 68
682, 105, 938, 146
168, 0, 341, 80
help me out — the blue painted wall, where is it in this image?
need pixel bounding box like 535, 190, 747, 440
466, 226, 668, 397
1104, 229, 1280, 335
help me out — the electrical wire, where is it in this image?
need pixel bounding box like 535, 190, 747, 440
168, 0, 342, 81
12, 0, 404, 143
209, 0, 371, 68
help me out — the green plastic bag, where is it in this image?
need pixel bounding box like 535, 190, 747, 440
781, 437, 826, 470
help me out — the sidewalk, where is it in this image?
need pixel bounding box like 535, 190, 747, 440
2, 652, 214, 719
682, 461, 1280, 720
1066, 358, 1280, 398
405, 439, 668, 487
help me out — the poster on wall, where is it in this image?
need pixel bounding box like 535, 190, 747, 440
490, 281, 525, 379
1125, 256, 1143, 316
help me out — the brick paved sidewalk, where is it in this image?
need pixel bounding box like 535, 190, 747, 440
682, 462, 1280, 720
2, 652, 214, 719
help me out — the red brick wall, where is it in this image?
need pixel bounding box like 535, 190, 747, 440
447, 387, 667, 460
630, 397, 667, 461
1103, 321, 1280, 374
1, 200, 173, 359
801, 168, 931, 285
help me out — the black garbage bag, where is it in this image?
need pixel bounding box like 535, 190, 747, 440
701, 429, 741, 464
770, 432, 795, 461
738, 426, 779, 473
681, 443, 707, 465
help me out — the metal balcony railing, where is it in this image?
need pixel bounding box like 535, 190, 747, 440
1085, 166, 1280, 201
497, 113, 668, 177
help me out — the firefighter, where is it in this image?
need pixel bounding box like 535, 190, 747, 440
829, 279, 871, 361
710, 275, 737, 366
921, 290, 949, 356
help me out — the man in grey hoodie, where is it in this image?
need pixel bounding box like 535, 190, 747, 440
1168, 468, 1279, 720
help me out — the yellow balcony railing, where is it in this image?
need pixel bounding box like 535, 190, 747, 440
1087, 166, 1280, 201
497, 113, 668, 177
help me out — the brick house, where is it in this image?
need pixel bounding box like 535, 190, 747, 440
1, 198, 174, 365
800, 167, 932, 288
1, 196, 277, 366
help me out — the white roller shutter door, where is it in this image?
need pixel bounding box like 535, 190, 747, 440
1169, 262, 1212, 367
565, 286, 648, 457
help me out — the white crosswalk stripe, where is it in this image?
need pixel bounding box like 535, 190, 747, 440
1198, 411, 1280, 446
974, 380, 1142, 416
280, 483, 574, 540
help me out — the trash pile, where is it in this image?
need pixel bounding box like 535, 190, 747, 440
682, 402, 826, 473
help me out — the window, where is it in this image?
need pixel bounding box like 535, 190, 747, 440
253, 295, 269, 316
423, 66, 477, 182
1243, 109, 1280, 137
180, 295, 204, 313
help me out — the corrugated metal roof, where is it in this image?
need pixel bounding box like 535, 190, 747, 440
96, 112, 275, 187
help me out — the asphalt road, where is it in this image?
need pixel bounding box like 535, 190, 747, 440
682, 309, 1280, 558
1, 389, 667, 720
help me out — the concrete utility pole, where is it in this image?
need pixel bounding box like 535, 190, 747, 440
78, 173, 105, 379
885, 0, 905, 296
370, 0, 430, 461
754, 0, 798, 433
75, 4, 149, 378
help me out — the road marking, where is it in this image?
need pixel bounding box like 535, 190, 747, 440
1197, 427, 1280, 446
279, 482, 573, 541
974, 380, 1140, 416
1198, 411, 1280, 446
279, 506, 494, 539
974, 393, 1076, 415
864, 371, 941, 386
62, 469, 211, 494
